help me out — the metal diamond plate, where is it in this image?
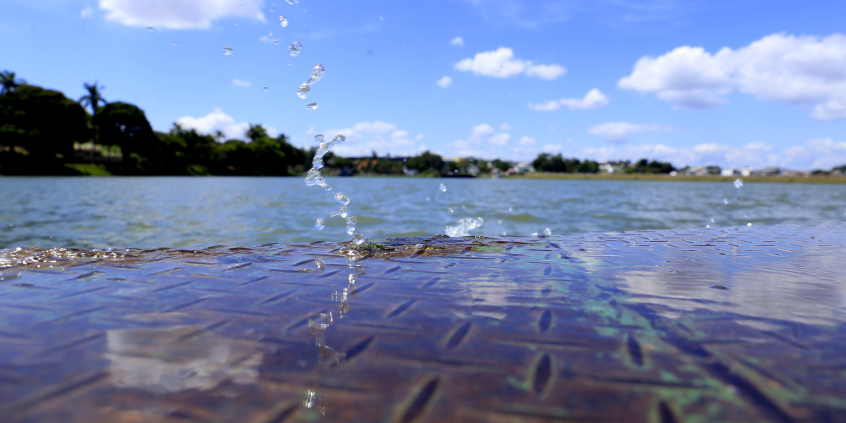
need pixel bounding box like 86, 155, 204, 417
1, 223, 846, 422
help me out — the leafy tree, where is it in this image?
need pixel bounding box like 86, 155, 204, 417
96, 101, 156, 161
246, 124, 269, 142
0, 84, 89, 174
0, 70, 26, 96
406, 151, 444, 173
79, 82, 107, 144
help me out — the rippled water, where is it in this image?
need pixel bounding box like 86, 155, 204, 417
1, 176, 845, 249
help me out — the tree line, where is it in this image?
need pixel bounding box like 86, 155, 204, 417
2, 71, 677, 177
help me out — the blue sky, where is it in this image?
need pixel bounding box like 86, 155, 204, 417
3, 0, 846, 169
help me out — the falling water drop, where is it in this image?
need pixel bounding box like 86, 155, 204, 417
543, 228, 552, 236
315, 218, 325, 230
723, 198, 729, 205
497, 220, 502, 225
263, 86, 268, 92
306, 102, 318, 110
268, 30, 273, 36
297, 83, 310, 99
289, 41, 302, 56
147, 26, 154, 32
223, 46, 233, 55
449, 207, 454, 213
425, 196, 430, 201
274, 39, 280, 45
439, 183, 447, 192
279, 16, 288, 27
311, 64, 325, 82
172, 41, 178, 46
734, 178, 743, 189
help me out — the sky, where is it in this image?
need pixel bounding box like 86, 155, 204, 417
3, 0, 846, 170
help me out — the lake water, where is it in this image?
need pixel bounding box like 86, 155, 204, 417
1, 176, 845, 249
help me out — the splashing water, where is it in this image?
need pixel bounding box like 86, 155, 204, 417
543, 228, 552, 236
315, 218, 325, 230
222, 46, 233, 55
297, 83, 310, 99
289, 41, 302, 57
306, 102, 318, 110
445, 217, 484, 237
734, 178, 744, 189
305, 134, 367, 245
279, 16, 288, 27
296, 64, 325, 100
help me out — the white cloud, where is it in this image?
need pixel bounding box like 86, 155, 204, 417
619, 33, 846, 120
448, 123, 513, 157
578, 139, 846, 170
176, 108, 270, 140
99, 0, 265, 29
524, 63, 567, 80
529, 88, 609, 111
454, 47, 566, 80
436, 76, 452, 88
542, 144, 563, 153
587, 122, 676, 142
232, 78, 251, 88
314, 121, 421, 157
518, 136, 536, 146
499, 123, 514, 131
451, 36, 465, 46
81, 7, 94, 18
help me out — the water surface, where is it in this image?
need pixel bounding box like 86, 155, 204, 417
1, 176, 845, 249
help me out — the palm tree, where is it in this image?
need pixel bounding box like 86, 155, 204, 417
0, 70, 25, 95
79, 82, 107, 148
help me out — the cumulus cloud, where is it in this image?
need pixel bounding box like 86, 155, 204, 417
455, 47, 566, 80
619, 33, 846, 120
578, 139, 846, 170
529, 88, 609, 111
436, 76, 452, 88
99, 0, 265, 29
451, 36, 464, 46
232, 78, 251, 88
314, 121, 421, 157
587, 122, 676, 142
176, 108, 273, 140
518, 136, 536, 146
448, 123, 513, 157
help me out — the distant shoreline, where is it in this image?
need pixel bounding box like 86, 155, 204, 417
504, 172, 846, 183
3, 169, 845, 184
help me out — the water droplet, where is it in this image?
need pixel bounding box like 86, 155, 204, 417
274, 39, 280, 45
279, 16, 288, 27
497, 220, 502, 225
147, 26, 154, 32
289, 41, 302, 56
706, 224, 711, 228
263, 86, 268, 92
315, 259, 325, 270
268, 30, 273, 36
723, 198, 729, 205
532, 232, 539, 237
311, 64, 325, 82
353, 233, 366, 245
223, 46, 233, 55
172, 41, 178, 46
543, 228, 552, 236
747, 223, 753, 226
449, 207, 454, 213
315, 218, 325, 230
734, 178, 743, 189
710, 217, 715, 223
297, 82, 310, 99
445, 217, 483, 237
425, 196, 430, 201
508, 207, 513, 212
306, 102, 318, 110
288, 61, 292, 65
439, 183, 446, 192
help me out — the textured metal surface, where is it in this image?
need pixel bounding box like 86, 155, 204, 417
1, 223, 846, 422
